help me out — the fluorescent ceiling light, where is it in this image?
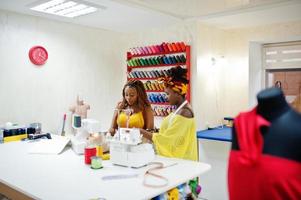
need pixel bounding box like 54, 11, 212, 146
30, 0, 98, 18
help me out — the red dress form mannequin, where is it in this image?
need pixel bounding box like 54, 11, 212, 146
228, 88, 301, 200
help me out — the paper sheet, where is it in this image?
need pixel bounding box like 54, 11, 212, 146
28, 135, 70, 154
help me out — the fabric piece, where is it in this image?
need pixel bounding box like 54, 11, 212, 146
229, 152, 301, 200
117, 111, 144, 128
152, 114, 197, 161
234, 107, 270, 165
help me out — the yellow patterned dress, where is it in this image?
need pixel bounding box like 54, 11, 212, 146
152, 113, 197, 161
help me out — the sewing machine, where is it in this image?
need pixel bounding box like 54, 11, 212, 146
108, 128, 155, 168
71, 118, 100, 154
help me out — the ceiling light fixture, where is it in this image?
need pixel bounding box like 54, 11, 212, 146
30, 0, 98, 18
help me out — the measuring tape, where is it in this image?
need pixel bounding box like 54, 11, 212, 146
143, 162, 178, 188
101, 162, 177, 188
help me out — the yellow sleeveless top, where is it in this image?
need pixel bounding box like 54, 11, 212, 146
152, 114, 197, 161
117, 111, 145, 128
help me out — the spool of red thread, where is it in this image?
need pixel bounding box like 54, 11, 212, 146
85, 147, 96, 164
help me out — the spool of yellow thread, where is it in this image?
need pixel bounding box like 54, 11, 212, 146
96, 145, 103, 157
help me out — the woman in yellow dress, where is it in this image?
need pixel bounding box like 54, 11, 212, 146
140, 66, 197, 161
108, 80, 154, 135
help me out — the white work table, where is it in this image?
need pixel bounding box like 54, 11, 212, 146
0, 141, 211, 200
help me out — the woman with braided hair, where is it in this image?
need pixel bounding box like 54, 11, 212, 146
108, 80, 154, 136
140, 66, 197, 161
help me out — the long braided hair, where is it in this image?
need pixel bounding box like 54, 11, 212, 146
120, 80, 151, 111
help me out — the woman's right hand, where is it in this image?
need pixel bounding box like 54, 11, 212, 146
140, 128, 153, 141
108, 128, 116, 136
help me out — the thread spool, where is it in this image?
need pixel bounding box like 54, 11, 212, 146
180, 42, 186, 51
143, 47, 148, 55
162, 43, 169, 52
135, 47, 141, 55
171, 43, 178, 51
91, 156, 103, 169
176, 42, 182, 51
154, 45, 160, 53
167, 43, 173, 52
157, 56, 163, 64
85, 147, 96, 164
138, 47, 144, 55
176, 55, 182, 63
158, 45, 164, 52
171, 56, 177, 64
180, 55, 186, 63
146, 46, 153, 54
146, 71, 151, 78
96, 145, 103, 157
72, 114, 81, 129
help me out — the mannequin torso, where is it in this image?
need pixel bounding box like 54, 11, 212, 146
232, 88, 301, 161
229, 88, 301, 200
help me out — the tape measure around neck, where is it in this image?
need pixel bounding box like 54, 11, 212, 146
168, 100, 188, 127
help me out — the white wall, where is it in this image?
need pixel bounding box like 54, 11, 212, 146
223, 20, 301, 114
195, 20, 301, 129
0, 10, 126, 134
195, 23, 227, 130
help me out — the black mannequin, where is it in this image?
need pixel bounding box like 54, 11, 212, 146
232, 87, 301, 162
256, 87, 290, 121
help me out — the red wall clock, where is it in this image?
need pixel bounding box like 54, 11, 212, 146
29, 46, 48, 66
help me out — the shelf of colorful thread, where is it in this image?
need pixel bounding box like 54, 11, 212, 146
127, 70, 169, 80
128, 63, 186, 70
127, 42, 187, 58
148, 93, 168, 104
143, 80, 164, 91
153, 106, 175, 117
126, 42, 191, 104
128, 69, 171, 79
127, 55, 186, 68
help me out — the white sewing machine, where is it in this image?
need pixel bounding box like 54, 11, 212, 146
71, 118, 100, 154
109, 128, 155, 168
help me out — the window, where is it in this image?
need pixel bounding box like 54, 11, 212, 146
263, 41, 301, 112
